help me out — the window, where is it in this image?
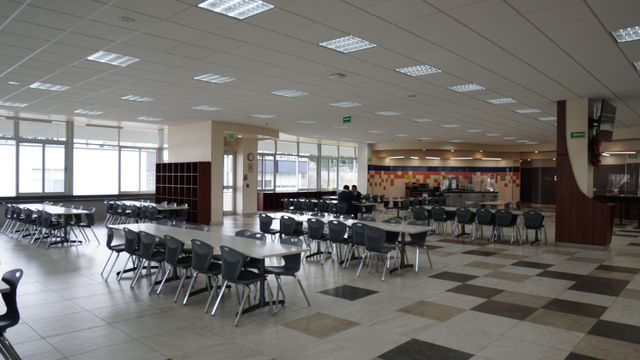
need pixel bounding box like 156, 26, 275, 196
0, 140, 16, 196
73, 144, 119, 195
19, 120, 66, 141
0, 117, 14, 139
18, 143, 65, 193
257, 154, 274, 190
44, 144, 65, 192
298, 143, 318, 190
339, 146, 357, 187
120, 148, 157, 192
321, 145, 338, 190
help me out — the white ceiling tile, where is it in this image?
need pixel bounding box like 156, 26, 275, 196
112, 0, 191, 19
365, 0, 439, 23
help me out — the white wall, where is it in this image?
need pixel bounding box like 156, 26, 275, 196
234, 137, 258, 215
565, 99, 593, 197
167, 121, 212, 162
357, 143, 370, 194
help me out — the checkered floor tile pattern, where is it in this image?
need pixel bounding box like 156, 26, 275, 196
2, 215, 640, 359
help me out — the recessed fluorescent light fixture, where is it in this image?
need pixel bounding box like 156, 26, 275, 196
395, 64, 441, 77
395, 134, 408, 137
74, 109, 103, 116
486, 98, 517, 104
451, 157, 473, 160
440, 124, 461, 128
516, 140, 531, 143
449, 140, 463, 143
330, 101, 361, 108
319, 35, 376, 54
0, 100, 28, 107
611, 25, 640, 43
368, 130, 382, 133
337, 138, 352, 141
634, 61, 640, 71
121, 95, 154, 102
601, 152, 611, 157
334, 125, 350, 129
194, 73, 235, 84
425, 156, 440, 160
138, 116, 162, 121
466, 129, 482, 133
537, 116, 557, 121
485, 133, 500, 137
448, 83, 485, 92
604, 151, 636, 155
409, 156, 419, 160
250, 114, 274, 118
197, 0, 274, 20
525, 142, 539, 145
417, 137, 432, 141
375, 111, 401, 116
271, 89, 307, 97
87, 50, 139, 67
30, 82, 69, 91
296, 120, 316, 124
388, 156, 405, 159
503, 137, 516, 140
482, 157, 502, 161
515, 108, 541, 114
412, 118, 432, 123
192, 105, 220, 111
7, 81, 19, 85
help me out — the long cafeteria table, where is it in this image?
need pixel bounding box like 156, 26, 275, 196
119, 201, 188, 211
108, 223, 305, 314
13, 203, 88, 247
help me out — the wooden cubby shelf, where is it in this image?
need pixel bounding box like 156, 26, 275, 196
155, 161, 211, 224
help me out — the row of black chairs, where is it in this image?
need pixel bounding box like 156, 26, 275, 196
104, 201, 187, 225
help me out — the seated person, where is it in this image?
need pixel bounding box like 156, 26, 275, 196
337, 185, 354, 217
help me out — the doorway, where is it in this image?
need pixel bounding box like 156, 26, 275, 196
223, 152, 235, 214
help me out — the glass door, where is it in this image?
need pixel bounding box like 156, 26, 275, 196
223, 152, 235, 214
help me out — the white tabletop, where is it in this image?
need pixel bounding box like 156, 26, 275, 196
15, 203, 88, 215
355, 221, 436, 234
108, 223, 304, 259
422, 205, 554, 217
119, 201, 187, 211
0, 280, 8, 294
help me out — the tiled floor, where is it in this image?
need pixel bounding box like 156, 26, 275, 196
2, 214, 640, 359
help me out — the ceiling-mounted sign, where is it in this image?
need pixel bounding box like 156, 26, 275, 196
342, 115, 352, 124
227, 133, 236, 141
570, 131, 585, 139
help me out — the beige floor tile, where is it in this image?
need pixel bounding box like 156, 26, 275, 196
398, 300, 465, 321
503, 322, 585, 351
46, 325, 132, 357
492, 291, 552, 308
601, 297, 640, 326
327, 325, 410, 359
620, 288, 640, 300
588, 269, 636, 281
281, 312, 358, 339
67, 340, 167, 360
526, 309, 597, 333
476, 337, 567, 360
13, 339, 65, 360
484, 270, 532, 282
573, 335, 640, 360
466, 261, 506, 270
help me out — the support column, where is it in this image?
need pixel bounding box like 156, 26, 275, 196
235, 137, 258, 215
210, 122, 225, 225
357, 143, 370, 194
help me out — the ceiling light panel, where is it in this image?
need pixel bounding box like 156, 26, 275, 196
482, 157, 502, 161
30, 82, 69, 91
330, 101, 361, 108
121, 95, 154, 102
537, 116, 556, 121
425, 156, 440, 160
451, 157, 473, 160
634, 61, 640, 71
485, 133, 500, 137
271, 89, 307, 97
197, 0, 274, 20
440, 124, 461, 128
194, 73, 235, 83
466, 129, 482, 132
515, 108, 541, 114
375, 111, 401, 116
319, 35, 377, 53
395, 134, 408, 137
87, 51, 139, 67
449, 139, 463, 142
368, 130, 382, 133
296, 120, 316, 124
395, 64, 441, 76
250, 114, 274, 118
611, 26, 640, 43
417, 137, 431, 140
448, 83, 485, 92
412, 118, 432, 123
0, 101, 28, 107
192, 105, 220, 111
486, 98, 517, 104
74, 109, 103, 115
138, 116, 162, 121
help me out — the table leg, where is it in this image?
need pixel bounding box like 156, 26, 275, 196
389, 232, 413, 273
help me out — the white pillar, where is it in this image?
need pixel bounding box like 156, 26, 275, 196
357, 143, 370, 194
234, 137, 258, 215
210, 122, 224, 225
566, 99, 593, 197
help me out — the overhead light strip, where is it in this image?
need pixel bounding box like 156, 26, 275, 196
197, 0, 274, 19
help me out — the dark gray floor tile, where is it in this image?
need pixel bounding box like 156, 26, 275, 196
462, 249, 499, 257
318, 285, 377, 301
595, 264, 639, 274
569, 276, 630, 297
472, 300, 537, 320
430, 271, 478, 283
537, 270, 585, 282
378, 338, 473, 360
541, 299, 607, 319
511, 260, 553, 270
565, 352, 603, 360
588, 319, 640, 345
447, 284, 503, 299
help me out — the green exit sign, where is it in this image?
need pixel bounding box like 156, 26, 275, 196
342, 115, 352, 124
227, 133, 236, 141
570, 131, 585, 139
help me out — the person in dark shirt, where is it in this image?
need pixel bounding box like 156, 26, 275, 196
351, 185, 362, 202
337, 185, 354, 217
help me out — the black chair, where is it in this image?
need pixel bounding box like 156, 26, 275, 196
407, 220, 435, 271
307, 218, 330, 264
156, 235, 192, 300
131, 231, 165, 289
240, 232, 266, 270
335, 202, 348, 217
171, 220, 187, 228
360, 214, 376, 222
522, 210, 547, 246
101, 228, 125, 280
475, 208, 495, 241
328, 220, 350, 263
0, 269, 23, 360
259, 213, 279, 241
155, 219, 172, 226
316, 200, 330, 215
382, 218, 401, 245
235, 229, 253, 238
453, 208, 477, 239
356, 226, 398, 281
210, 246, 274, 326
38, 211, 65, 248
279, 216, 305, 242
493, 209, 521, 244
411, 207, 429, 222
192, 224, 209, 232
344, 222, 367, 268
265, 236, 310, 312
117, 228, 140, 281
184, 239, 221, 312
77, 207, 99, 244
431, 206, 451, 235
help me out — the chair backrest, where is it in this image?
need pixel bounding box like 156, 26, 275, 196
407, 220, 430, 245
328, 220, 347, 242
336, 202, 348, 215
364, 226, 386, 252
282, 199, 293, 211
84, 207, 96, 226
411, 207, 428, 221
280, 236, 302, 272
382, 218, 401, 243
105, 228, 115, 250
219, 245, 245, 282
431, 206, 446, 222
191, 239, 214, 273
455, 208, 476, 224
495, 209, 517, 227
259, 213, 273, 232
304, 201, 315, 212
171, 220, 187, 228
155, 219, 172, 226
235, 229, 253, 237
279, 216, 297, 236
123, 228, 140, 254
306, 218, 325, 240
192, 224, 208, 232
476, 208, 495, 226
523, 210, 544, 229
351, 222, 368, 246
317, 201, 329, 212
248, 232, 267, 241
1, 269, 24, 330
383, 217, 402, 224
138, 231, 158, 260
163, 235, 185, 267
360, 214, 376, 222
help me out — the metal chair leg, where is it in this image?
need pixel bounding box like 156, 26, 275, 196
183, 272, 199, 305
105, 252, 121, 280
210, 280, 228, 317
295, 276, 311, 307
173, 269, 189, 302
204, 276, 218, 313
356, 252, 367, 278
234, 286, 250, 326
